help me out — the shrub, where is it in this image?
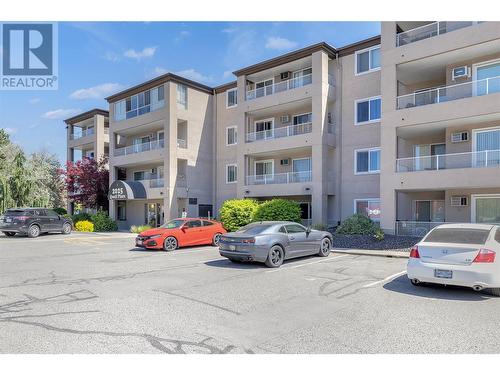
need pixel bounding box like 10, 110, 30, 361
253, 199, 302, 223
72, 212, 92, 224
91, 211, 118, 232
130, 225, 153, 234
219, 199, 259, 232
53, 207, 67, 215
373, 228, 385, 241
336, 214, 376, 235
75, 220, 94, 232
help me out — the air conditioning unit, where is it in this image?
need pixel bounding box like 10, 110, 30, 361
450, 196, 468, 207
280, 158, 290, 166
327, 112, 333, 124
280, 72, 290, 80
280, 115, 290, 124
452, 66, 469, 80
451, 131, 469, 143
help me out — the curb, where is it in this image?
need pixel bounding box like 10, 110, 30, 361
332, 248, 409, 258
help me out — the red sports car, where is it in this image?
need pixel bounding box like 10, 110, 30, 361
135, 218, 227, 251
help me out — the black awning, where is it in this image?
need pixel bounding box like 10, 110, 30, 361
109, 180, 147, 200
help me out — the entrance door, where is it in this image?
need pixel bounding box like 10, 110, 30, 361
474, 128, 500, 167
255, 79, 273, 97
474, 60, 500, 96
255, 119, 274, 140
299, 202, 311, 226
255, 160, 274, 183
414, 200, 445, 222
292, 158, 311, 182
472, 195, 500, 224
414, 144, 445, 170
145, 203, 161, 227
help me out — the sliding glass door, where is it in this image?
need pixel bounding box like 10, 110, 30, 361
474, 128, 500, 167
473, 195, 500, 224
475, 60, 500, 96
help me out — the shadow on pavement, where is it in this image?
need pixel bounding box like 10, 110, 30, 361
204, 259, 267, 270
383, 275, 493, 301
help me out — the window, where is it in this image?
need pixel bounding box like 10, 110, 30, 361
117, 201, 126, 221
293, 113, 312, 125
186, 220, 202, 228
177, 84, 187, 109
226, 164, 237, 183
202, 220, 214, 226
199, 204, 213, 218
356, 97, 381, 124
355, 45, 380, 75
355, 148, 380, 174
278, 226, 287, 234
114, 100, 126, 121
226, 126, 237, 145
189, 198, 198, 205
284, 224, 306, 233
424, 228, 490, 245
134, 171, 145, 181
116, 85, 164, 121
355, 199, 381, 222
226, 88, 238, 108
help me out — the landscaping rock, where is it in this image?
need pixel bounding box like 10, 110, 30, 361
331, 234, 419, 252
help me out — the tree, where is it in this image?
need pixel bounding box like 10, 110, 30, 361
26, 151, 65, 208
62, 156, 109, 211
8, 151, 32, 207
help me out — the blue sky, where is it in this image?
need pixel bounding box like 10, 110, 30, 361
0, 22, 380, 164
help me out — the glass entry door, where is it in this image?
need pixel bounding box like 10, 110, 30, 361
255, 119, 274, 140
414, 200, 445, 222
145, 203, 162, 227
255, 160, 273, 183
473, 195, 500, 224
474, 128, 500, 167
414, 144, 445, 170
292, 158, 311, 182
475, 61, 500, 96
255, 79, 273, 97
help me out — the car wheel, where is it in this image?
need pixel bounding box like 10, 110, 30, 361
228, 258, 241, 263
3, 232, 16, 237
163, 236, 178, 251
410, 279, 424, 287
486, 288, 500, 296
318, 237, 331, 257
62, 223, 72, 235
265, 245, 284, 268
212, 233, 222, 246
27, 225, 40, 238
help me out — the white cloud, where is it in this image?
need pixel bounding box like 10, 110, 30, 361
70, 83, 124, 100
175, 69, 213, 83
174, 30, 190, 43
123, 46, 157, 61
265, 37, 298, 51
42, 109, 81, 120
4, 127, 17, 135
104, 51, 120, 62
29, 98, 40, 104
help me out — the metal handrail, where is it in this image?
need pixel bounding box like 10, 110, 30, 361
396, 75, 500, 109
177, 139, 187, 148
396, 149, 500, 172
70, 127, 94, 140
245, 171, 312, 185
114, 139, 165, 157
246, 74, 312, 100
396, 21, 477, 46
245, 122, 312, 143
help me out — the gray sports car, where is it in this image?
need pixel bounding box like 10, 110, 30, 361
219, 221, 333, 268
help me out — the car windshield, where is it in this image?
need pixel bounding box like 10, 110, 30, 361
235, 224, 272, 235
5, 210, 26, 216
161, 219, 185, 229
424, 228, 491, 245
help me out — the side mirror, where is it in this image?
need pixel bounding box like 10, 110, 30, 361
306, 226, 311, 235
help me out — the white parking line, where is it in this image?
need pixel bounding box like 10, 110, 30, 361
266, 254, 350, 273
362, 270, 407, 288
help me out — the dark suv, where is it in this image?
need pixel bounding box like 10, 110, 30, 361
0, 208, 73, 238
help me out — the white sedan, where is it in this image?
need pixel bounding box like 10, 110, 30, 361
407, 223, 500, 295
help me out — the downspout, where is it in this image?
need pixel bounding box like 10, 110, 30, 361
335, 51, 343, 226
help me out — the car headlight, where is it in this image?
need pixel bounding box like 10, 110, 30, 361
149, 234, 162, 239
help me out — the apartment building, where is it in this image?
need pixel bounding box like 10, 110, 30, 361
64, 108, 110, 214
64, 21, 500, 234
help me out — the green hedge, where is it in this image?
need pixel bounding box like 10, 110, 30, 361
72, 212, 92, 224
90, 211, 118, 232
219, 199, 259, 232
253, 199, 302, 223
336, 214, 376, 235
53, 207, 67, 215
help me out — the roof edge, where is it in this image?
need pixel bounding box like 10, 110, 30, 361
64, 108, 109, 125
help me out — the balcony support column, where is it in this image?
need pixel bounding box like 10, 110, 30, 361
94, 114, 106, 161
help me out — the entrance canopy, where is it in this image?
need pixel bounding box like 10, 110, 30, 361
109, 180, 147, 200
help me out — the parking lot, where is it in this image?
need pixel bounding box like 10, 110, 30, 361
1, 232, 500, 353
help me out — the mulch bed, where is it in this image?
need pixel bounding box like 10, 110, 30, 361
331, 234, 419, 252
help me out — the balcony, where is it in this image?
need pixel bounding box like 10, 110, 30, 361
246, 171, 312, 185
396, 149, 500, 172
396, 21, 478, 47
114, 139, 164, 157
396, 75, 500, 110
149, 179, 164, 188
246, 74, 312, 101
177, 138, 187, 149
245, 122, 312, 143
70, 127, 94, 140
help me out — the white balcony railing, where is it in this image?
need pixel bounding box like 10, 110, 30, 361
245, 122, 312, 143
396, 149, 500, 172
246, 74, 312, 101
114, 139, 165, 157
70, 127, 94, 140
177, 138, 187, 149
396, 75, 500, 110
396, 21, 478, 47
246, 171, 312, 185
149, 179, 164, 188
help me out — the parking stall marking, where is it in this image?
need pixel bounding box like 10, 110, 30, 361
266, 254, 351, 273
362, 270, 407, 288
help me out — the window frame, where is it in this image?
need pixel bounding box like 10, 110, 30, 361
354, 147, 381, 175
355, 96, 381, 125
226, 164, 238, 184
355, 45, 381, 76
226, 88, 238, 109
177, 84, 188, 109
226, 126, 238, 146
353, 198, 381, 222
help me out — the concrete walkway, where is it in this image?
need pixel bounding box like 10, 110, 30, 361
332, 248, 409, 258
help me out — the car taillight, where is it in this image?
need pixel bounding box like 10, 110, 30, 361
473, 249, 496, 263
242, 238, 255, 244
409, 245, 420, 258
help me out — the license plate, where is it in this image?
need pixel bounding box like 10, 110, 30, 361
229, 245, 236, 251
435, 269, 453, 279
6, 218, 12, 223
136, 240, 143, 246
